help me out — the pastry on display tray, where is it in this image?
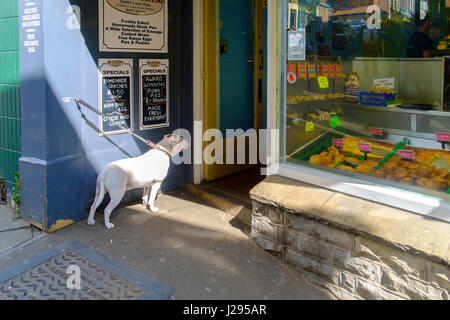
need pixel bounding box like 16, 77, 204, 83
306, 137, 450, 193
340, 136, 394, 160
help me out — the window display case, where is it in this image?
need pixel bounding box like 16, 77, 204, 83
275, 0, 450, 220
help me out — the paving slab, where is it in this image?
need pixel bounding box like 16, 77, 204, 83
0, 191, 334, 300
0, 205, 38, 254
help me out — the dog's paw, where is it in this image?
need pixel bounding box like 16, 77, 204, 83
87, 219, 95, 226
105, 222, 115, 230
149, 206, 159, 213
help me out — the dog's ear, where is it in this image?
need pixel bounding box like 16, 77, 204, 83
165, 134, 175, 146
167, 134, 183, 146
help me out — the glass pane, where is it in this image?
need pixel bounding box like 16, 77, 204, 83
280, 0, 450, 201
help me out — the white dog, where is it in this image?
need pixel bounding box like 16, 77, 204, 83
87, 134, 189, 229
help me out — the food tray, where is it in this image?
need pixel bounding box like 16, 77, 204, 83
294, 129, 348, 161
360, 92, 396, 107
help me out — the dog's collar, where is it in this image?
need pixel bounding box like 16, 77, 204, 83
147, 141, 171, 157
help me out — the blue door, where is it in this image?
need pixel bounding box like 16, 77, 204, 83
219, 0, 254, 134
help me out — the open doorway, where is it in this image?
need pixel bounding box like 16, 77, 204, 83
202, 0, 268, 197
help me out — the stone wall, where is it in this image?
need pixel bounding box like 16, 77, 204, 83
250, 176, 450, 300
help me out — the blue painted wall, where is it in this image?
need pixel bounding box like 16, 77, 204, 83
19, 0, 193, 231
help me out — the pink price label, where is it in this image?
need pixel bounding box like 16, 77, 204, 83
332, 139, 344, 147
358, 143, 371, 153
436, 132, 450, 142
398, 150, 415, 161
369, 127, 383, 136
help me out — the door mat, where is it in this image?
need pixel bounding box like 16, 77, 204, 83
0, 240, 174, 300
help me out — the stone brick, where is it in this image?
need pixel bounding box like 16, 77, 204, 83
331, 247, 382, 283
426, 261, 450, 292
355, 236, 426, 279
381, 270, 448, 300
253, 202, 284, 225
285, 213, 354, 251
252, 201, 266, 215
304, 274, 359, 300
252, 231, 283, 255
295, 233, 330, 262
252, 214, 282, 240
286, 249, 340, 285
356, 279, 405, 300
266, 206, 283, 225
340, 272, 357, 294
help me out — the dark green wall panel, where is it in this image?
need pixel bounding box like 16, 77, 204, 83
0, 17, 19, 51
0, 0, 20, 194
0, 0, 18, 19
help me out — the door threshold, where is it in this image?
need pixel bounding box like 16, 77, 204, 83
183, 183, 253, 227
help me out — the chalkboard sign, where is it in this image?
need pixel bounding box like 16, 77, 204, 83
139, 59, 169, 129
98, 59, 134, 135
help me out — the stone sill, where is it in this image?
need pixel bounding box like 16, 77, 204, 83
249, 175, 450, 267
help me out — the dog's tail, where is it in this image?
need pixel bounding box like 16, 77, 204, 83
90, 173, 107, 215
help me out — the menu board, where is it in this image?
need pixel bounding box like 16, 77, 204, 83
139, 59, 169, 130
99, 0, 168, 53
98, 59, 133, 135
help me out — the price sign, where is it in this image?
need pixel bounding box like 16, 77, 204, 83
305, 122, 315, 132
398, 150, 415, 161
436, 132, 450, 142
329, 115, 342, 128
332, 139, 344, 148
369, 127, 383, 137
318, 76, 329, 89
358, 143, 371, 153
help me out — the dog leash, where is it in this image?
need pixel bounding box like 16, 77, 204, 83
74, 98, 171, 157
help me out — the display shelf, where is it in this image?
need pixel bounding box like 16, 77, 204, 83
339, 102, 450, 116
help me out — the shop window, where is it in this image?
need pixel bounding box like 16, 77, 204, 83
279, 0, 450, 208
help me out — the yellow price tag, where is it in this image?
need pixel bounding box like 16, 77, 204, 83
305, 122, 315, 132
318, 76, 329, 89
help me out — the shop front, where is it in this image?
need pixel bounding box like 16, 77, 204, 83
18, 0, 193, 232
250, 0, 450, 299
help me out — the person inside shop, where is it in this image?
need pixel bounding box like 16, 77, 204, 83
406, 15, 433, 58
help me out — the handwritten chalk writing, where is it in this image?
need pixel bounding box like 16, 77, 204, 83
99, 59, 133, 134
139, 60, 169, 129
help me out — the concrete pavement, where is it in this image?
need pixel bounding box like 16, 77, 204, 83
0, 191, 334, 300
0, 205, 43, 255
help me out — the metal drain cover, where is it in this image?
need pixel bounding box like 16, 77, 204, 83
0, 240, 173, 300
